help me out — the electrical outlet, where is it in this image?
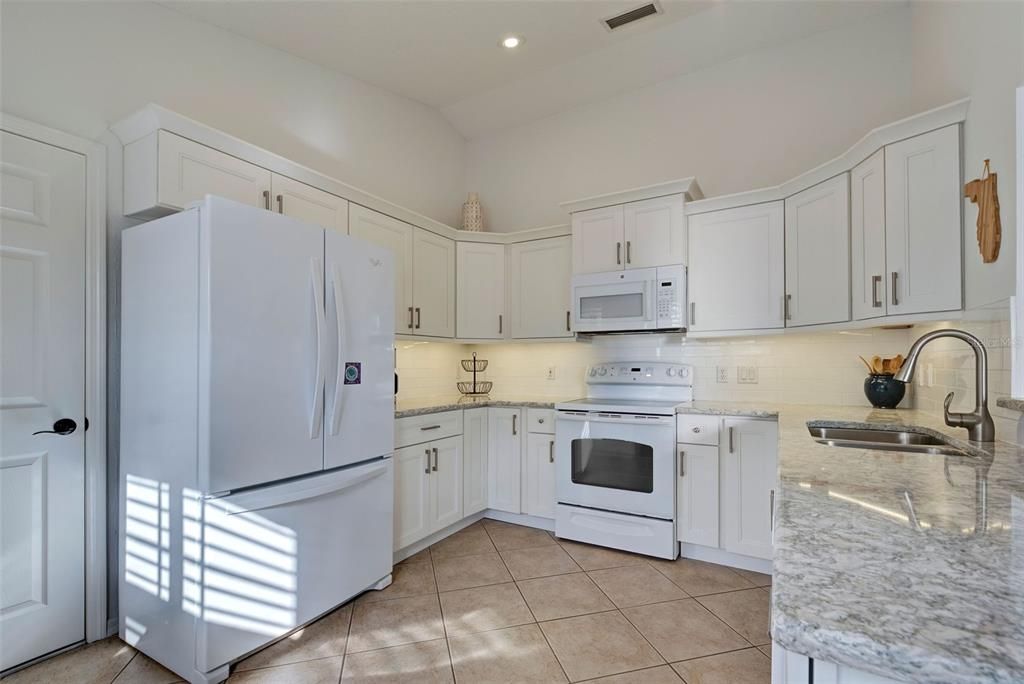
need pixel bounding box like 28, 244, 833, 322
546, 366, 556, 380
737, 366, 759, 384
716, 366, 729, 383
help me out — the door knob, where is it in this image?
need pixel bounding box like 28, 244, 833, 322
33, 418, 77, 436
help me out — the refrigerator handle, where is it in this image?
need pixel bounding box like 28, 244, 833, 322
309, 257, 326, 440
329, 264, 346, 436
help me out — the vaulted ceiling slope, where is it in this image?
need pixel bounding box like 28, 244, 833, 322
161, 0, 902, 138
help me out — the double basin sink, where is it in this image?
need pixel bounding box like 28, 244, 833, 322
808, 426, 968, 457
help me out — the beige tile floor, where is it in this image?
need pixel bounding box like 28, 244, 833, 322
3, 520, 773, 684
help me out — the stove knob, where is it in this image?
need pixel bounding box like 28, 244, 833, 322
588, 368, 596, 377
597, 367, 607, 376
666, 367, 676, 377
678, 367, 689, 379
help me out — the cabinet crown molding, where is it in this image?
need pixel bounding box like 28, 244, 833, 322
687, 98, 970, 216
561, 177, 703, 214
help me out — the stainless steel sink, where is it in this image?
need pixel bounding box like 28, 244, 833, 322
808, 426, 968, 456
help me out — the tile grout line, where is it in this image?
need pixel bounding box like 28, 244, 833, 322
108, 650, 138, 684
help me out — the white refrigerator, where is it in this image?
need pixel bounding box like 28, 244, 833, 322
119, 196, 395, 684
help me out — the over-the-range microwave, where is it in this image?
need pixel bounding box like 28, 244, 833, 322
571, 265, 686, 334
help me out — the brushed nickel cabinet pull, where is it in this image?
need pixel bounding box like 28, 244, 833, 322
689, 302, 695, 326
276, 194, 283, 213
498, 314, 503, 335
432, 447, 439, 472
415, 307, 421, 329
262, 190, 270, 210
784, 294, 792, 321
891, 272, 899, 306
770, 489, 775, 530
728, 426, 734, 453
679, 450, 685, 476
871, 275, 883, 308
408, 306, 414, 330
549, 440, 554, 464
512, 414, 518, 436
420, 424, 441, 431
424, 449, 431, 474
566, 311, 571, 332
616, 242, 622, 265
626, 241, 631, 264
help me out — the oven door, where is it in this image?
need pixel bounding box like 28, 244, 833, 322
572, 269, 656, 333
555, 411, 675, 519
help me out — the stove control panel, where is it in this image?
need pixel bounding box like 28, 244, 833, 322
586, 362, 692, 384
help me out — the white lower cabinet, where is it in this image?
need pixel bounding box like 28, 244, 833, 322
393, 435, 463, 550
772, 644, 903, 684
721, 418, 778, 560
524, 433, 556, 519
488, 408, 523, 514
677, 443, 719, 547
463, 408, 489, 516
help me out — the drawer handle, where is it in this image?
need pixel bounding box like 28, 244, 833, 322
538, 418, 545, 424
691, 426, 701, 433
420, 425, 442, 431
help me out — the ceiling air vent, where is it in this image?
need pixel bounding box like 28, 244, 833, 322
603, 2, 661, 31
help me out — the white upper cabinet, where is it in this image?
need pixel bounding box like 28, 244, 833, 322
349, 204, 415, 334
507, 236, 573, 339
784, 174, 850, 327
851, 150, 888, 321
413, 229, 456, 338
687, 202, 785, 332
572, 205, 624, 274
623, 194, 685, 268
271, 174, 348, 234
884, 125, 962, 316
456, 242, 506, 339
124, 130, 271, 217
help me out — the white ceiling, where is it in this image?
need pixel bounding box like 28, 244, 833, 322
161, 0, 900, 138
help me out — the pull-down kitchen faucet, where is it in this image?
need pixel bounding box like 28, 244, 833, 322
894, 329, 995, 443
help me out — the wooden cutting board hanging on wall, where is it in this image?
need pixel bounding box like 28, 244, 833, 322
964, 159, 1001, 263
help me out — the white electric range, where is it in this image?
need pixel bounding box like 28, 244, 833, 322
554, 362, 693, 559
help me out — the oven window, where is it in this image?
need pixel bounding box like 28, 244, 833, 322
570, 439, 653, 493
579, 293, 643, 320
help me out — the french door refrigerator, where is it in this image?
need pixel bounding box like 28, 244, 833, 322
119, 196, 394, 684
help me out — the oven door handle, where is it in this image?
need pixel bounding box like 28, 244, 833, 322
556, 412, 675, 427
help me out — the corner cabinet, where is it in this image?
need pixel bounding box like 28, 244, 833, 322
571, 194, 686, 275
720, 418, 778, 560
507, 236, 573, 338
487, 408, 523, 514
852, 125, 963, 320
456, 242, 506, 339
687, 202, 785, 333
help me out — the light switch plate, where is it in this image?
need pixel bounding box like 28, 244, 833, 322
547, 366, 556, 380
737, 366, 758, 384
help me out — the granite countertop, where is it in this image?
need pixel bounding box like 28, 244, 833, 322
757, 402, 1024, 683
395, 395, 569, 418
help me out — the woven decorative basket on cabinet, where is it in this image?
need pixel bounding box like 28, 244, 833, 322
462, 192, 483, 231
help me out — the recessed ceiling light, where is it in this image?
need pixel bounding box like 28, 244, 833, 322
501, 36, 522, 49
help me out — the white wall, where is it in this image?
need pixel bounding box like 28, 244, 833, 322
0, 0, 467, 226
909, 1, 1024, 310
464, 7, 914, 231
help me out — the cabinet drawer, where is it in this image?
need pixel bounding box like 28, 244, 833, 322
527, 408, 555, 434
396, 410, 463, 448
676, 415, 720, 445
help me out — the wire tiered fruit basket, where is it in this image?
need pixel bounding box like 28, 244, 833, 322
457, 352, 492, 395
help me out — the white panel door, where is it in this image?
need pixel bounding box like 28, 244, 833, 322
687, 203, 785, 332
456, 242, 505, 339
429, 435, 463, 532
272, 174, 348, 234
851, 150, 888, 320
677, 444, 719, 547
524, 434, 556, 519
412, 229, 455, 338
784, 174, 851, 327
884, 125, 963, 316
325, 231, 395, 469
507, 236, 573, 338
394, 445, 430, 550
721, 419, 778, 560
623, 194, 685, 269
487, 409, 522, 514
349, 204, 415, 334
202, 198, 326, 492
156, 130, 271, 211
0, 131, 86, 670
463, 408, 489, 516
572, 205, 624, 274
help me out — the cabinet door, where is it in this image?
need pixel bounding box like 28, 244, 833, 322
456, 242, 505, 339
851, 150, 888, 320
572, 205, 625, 274
156, 130, 271, 211
687, 203, 785, 332
524, 433, 556, 519
507, 236, 573, 338
677, 443, 719, 547
487, 408, 523, 514
784, 175, 850, 327
271, 173, 348, 234
349, 204, 415, 334
413, 229, 456, 337
394, 444, 431, 550
884, 125, 962, 316
429, 435, 464, 532
623, 194, 685, 269
720, 419, 778, 560
463, 408, 489, 516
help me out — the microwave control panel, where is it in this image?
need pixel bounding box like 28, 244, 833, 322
655, 265, 686, 328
